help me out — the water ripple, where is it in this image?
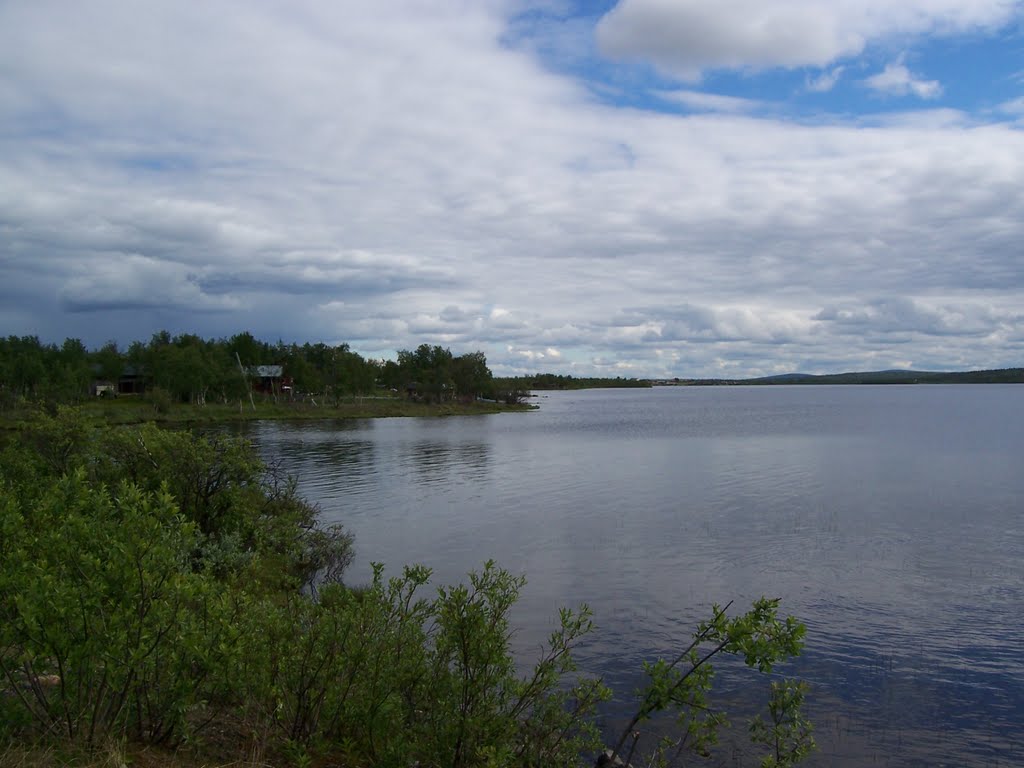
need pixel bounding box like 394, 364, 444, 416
243, 386, 1024, 767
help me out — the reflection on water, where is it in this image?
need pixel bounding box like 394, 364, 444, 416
405, 438, 491, 487
240, 387, 1024, 767
238, 418, 492, 497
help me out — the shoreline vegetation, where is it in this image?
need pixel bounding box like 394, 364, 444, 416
1, 396, 536, 431
1, 406, 814, 767
0, 332, 539, 430
494, 374, 652, 391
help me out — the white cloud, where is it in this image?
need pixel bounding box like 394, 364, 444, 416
865, 59, 943, 99
595, 0, 1019, 78
507, 345, 561, 364
807, 66, 846, 93
998, 96, 1024, 114
657, 89, 762, 113
1, 1, 1023, 376
649, 305, 810, 344
814, 297, 1008, 337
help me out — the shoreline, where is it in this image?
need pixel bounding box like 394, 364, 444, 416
0, 398, 537, 430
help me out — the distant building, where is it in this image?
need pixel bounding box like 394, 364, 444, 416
118, 365, 146, 395
248, 365, 292, 396
91, 381, 116, 397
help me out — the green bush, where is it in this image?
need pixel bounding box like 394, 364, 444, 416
0, 473, 237, 746
605, 598, 814, 768
3, 410, 354, 592
225, 561, 607, 768
147, 386, 173, 414
0, 410, 813, 767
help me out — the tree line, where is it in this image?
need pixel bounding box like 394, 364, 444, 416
0, 332, 504, 409
494, 373, 652, 391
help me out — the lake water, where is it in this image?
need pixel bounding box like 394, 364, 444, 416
239, 385, 1024, 766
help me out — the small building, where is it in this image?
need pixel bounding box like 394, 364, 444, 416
91, 380, 117, 397
248, 365, 292, 396
118, 365, 146, 395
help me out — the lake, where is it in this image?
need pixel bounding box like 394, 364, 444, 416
238, 385, 1024, 766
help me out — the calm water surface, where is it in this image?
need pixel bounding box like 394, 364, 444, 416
240, 386, 1024, 766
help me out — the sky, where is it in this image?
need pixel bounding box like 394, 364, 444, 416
1, 0, 1023, 378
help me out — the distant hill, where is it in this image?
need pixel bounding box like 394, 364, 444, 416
659, 368, 1024, 386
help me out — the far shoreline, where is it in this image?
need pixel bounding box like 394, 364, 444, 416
0, 397, 536, 430
650, 366, 1024, 386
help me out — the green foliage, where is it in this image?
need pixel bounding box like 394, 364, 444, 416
0, 331, 506, 419
397, 344, 455, 403
0, 473, 236, 746
229, 562, 608, 768
2, 415, 606, 768
392, 345, 495, 403
750, 680, 815, 768
450, 351, 493, 401
494, 386, 531, 405
3, 410, 353, 591
92, 340, 124, 383
15, 405, 90, 478
0, 412, 812, 768
147, 386, 173, 413
608, 598, 811, 767
0, 336, 89, 404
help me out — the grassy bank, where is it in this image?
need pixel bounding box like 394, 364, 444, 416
0, 396, 535, 430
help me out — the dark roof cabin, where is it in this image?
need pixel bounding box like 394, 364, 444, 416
248, 365, 291, 395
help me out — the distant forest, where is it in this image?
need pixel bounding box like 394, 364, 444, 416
664, 368, 1024, 386
0, 332, 498, 408
493, 373, 651, 391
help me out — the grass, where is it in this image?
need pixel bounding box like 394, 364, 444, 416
0, 395, 535, 430
0, 706, 318, 767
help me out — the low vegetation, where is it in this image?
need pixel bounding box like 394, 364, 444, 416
0, 396, 532, 431
1, 409, 813, 767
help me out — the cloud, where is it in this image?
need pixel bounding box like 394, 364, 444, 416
657, 89, 763, 113
865, 59, 943, 99
505, 345, 562, 365
813, 297, 1010, 337
595, 0, 1019, 79
998, 96, 1024, 115
648, 304, 809, 344
59, 254, 240, 314
806, 66, 846, 93
1, 1, 1024, 376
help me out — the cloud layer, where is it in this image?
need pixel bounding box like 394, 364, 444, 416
1, 1, 1023, 377
595, 0, 1020, 79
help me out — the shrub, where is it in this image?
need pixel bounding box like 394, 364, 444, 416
0, 411, 812, 767
0, 473, 237, 746
606, 598, 813, 768
147, 386, 173, 414
4, 412, 355, 592
227, 561, 608, 768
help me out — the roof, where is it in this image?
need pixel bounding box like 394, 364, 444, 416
250, 365, 283, 378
